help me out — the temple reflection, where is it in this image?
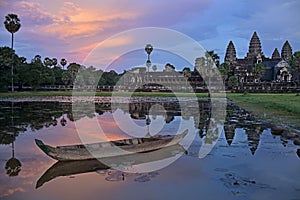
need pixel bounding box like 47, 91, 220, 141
1, 97, 299, 174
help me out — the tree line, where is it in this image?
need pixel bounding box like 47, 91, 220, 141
0, 47, 123, 91
1, 46, 300, 91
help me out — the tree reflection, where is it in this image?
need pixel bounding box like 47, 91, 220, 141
5, 157, 22, 176
0, 99, 298, 161
4, 102, 22, 176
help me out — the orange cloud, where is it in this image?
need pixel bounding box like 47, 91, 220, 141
99, 36, 133, 48
81, 34, 137, 67
12, 0, 139, 41
76, 42, 99, 52
0, 187, 25, 198
39, 1, 138, 40
43, 21, 104, 39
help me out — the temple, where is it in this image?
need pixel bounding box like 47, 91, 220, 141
224, 31, 293, 83
120, 31, 296, 93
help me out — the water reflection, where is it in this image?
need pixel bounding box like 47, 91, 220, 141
5, 137, 22, 176
1, 100, 299, 166
0, 98, 299, 200
36, 144, 186, 188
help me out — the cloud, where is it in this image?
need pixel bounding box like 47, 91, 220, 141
60, 2, 82, 18
0, 187, 25, 198
1, 0, 299, 68
15, 1, 56, 25
43, 21, 104, 39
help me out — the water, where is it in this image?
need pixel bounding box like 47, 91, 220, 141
0, 98, 299, 200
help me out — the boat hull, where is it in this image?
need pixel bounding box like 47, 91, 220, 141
35, 130, 187, 161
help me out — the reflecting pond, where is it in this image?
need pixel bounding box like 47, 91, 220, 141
0, 98, 299, 200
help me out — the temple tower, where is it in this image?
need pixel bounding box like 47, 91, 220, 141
271, 48, 281, 60
246, 32, 263, 59
281, 40, 292, 61
224, 41, 237, 63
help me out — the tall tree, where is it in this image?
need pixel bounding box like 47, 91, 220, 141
43, 57, 52, 68
218, 62, 230, 83
4, 13, 21, 92
32, 55, 42, 65
0, 47, 16, 90
52, 58, 58, 67
66, 63, 81, 85
60, 58, 67, 70
195, 54, 215, 97
206, 50, 220, 67
152, 65, 157, 72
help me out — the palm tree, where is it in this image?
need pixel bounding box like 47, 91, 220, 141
60, 58, 67, 70
4, 14, 21, 92
152, 65, 157, 72
206, 50, 220, 67
43, 57, 52, 67
52, 58, 58, 67
32, 55, 42, 64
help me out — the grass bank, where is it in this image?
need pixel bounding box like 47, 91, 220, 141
0, 91, 210, 98
227, 93, 300, 128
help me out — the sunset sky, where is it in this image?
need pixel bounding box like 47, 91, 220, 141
0, 0, 300, 71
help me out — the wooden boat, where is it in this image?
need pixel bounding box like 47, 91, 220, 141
36, 144, 186, 188
35, 130, 187, 161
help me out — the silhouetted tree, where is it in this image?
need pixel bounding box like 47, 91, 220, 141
152, 65, 157, 72
52, 58, 58, 67
206, 50, 220, 67
60, 58, 67, 70
4, 13, 21, 92
43, 57, 52, 68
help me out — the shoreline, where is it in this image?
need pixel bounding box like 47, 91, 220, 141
227, 93, 300, 131
1, 92, 299, 131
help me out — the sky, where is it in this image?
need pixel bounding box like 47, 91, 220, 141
0, 0, 300, 72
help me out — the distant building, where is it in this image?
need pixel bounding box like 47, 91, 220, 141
224, 31, 293, 83
119, 31, 297, 93
122, 62, 210, 92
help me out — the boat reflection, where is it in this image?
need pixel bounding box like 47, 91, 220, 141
36, 144, 186, 188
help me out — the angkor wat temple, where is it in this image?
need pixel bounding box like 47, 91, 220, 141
225, 31, 293, 83
120, 32, 298, 93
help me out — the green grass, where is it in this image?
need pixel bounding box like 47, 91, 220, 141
0, 91, 210, 98
0, 91, 73, 98
227, 93, 300, 128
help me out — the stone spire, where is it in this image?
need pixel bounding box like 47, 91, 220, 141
281, 40, 292, 61
224, 41, 237, 63
271, 48, 281, 60
246, 31, 263, 59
